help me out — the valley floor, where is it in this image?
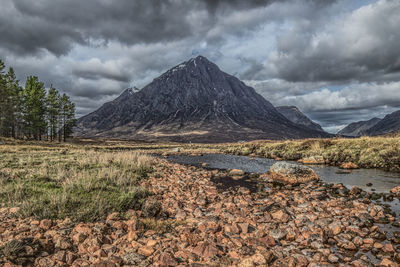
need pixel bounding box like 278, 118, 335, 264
0, 140, 400, 266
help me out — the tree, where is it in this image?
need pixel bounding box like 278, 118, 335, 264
59, 93, 76, 142
5, 68, 23, 138
46, 86, 60, 141
23, 76, 47, 140
0, 59, 76, 141
0, 60, 7, 136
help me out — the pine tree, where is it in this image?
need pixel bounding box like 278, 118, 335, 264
0, 60, 7, 136
46, 86, 60, 141
0, 59, 76, 141
23, 76, 47, 140
5, 68, 23, 138
59, 93, 76, 142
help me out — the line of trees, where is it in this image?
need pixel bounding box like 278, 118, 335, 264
0, 59, 76, 141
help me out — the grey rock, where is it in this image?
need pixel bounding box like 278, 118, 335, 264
269, 162, 318, 184
269, 228, 287, 240
122, 252, 147, 265
141, 199, 162, 218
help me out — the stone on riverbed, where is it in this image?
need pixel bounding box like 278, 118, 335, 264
229, 169, 245, 176
390, 186, 400, 194
269, 162, 318, 184
171, 147, 181, 152
340, 162, 359, 169
299, 155, 325, 164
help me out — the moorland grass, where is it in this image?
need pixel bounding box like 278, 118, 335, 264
223, 135, 400, 171
0, 145, 153, 222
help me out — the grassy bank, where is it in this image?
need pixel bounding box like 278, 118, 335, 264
223, 136, 400, 172
0, 145, 153, 222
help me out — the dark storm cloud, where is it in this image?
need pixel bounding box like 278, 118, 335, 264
203, 0, 277, 12
0, 0, 286, 57
268, 0, 400, 83
3, 0, 196, 55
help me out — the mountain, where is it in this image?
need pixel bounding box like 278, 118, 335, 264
338, 117, 382, 137
74, 56, 331, 143
276, 106, 324, 132
365, 110, 400, 136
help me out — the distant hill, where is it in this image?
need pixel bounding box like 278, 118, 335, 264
276, 106, 325, 132
74, 56, 331, 143
365, 110, 400, 136
338, 117, 382, 137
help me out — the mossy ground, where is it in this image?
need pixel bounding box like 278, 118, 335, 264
223, 135, 400, 171
0, 145, 153, 222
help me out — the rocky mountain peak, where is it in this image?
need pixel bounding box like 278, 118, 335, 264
75, 57, 331, 142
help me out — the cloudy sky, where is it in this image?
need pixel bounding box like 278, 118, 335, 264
1, 0, 399, 133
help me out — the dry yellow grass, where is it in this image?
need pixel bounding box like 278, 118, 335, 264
223, 135, 400, 171
0, 144, 154, 222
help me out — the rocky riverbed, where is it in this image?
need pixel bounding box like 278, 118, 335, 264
1, 158, 400, 266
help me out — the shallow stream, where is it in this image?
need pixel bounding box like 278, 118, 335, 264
166, 153, 400, 193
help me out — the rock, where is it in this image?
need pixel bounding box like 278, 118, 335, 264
127, 231, 138, 242
146, 239, 157, 247
39, 219, 52, 230
390, 186, 400, 194
380, 258, 399, 267
239, 253, 266, 267
269, 162, 318, 184
175, 210, 186, 220
328, 222, 342, 235
65, 251, 77, 265
229, 169, 245, 176
9, 207, 20, 214
366, 182, 373, 187
138, 246, 154, 257
72, 232, 87, 244
350, 186, 362, 195
192, 241, 219, 258
383, 243, 396, 253
54, 250, 67, 262
171, 147, 181, 152
270, 210, 289, 222
106, 212, 120, 222
269, 228, 287, 240
328, 254, 339, 263
141, 199, 162, 218
238, 223, 249, 234
299, 156, 325, 164
158, 252, 178, 266
340, 162, 359, 169
93, 248, 107, 258
122, 252, 146, 265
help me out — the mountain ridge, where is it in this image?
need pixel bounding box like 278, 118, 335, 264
276, 106, 325, 132
365, 110, 400, 136
338, 117, 382, 137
